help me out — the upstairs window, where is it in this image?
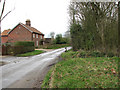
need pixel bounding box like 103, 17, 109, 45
40, 35, 42, 39
36, 34, 38, 38
33, 34, 35, 38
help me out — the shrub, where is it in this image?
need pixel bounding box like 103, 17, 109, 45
107, 52, 114, 57
99, 52, 106, 57
67, 50, 114, 58
79, 51, 86, 58
13, 46, 34, 55
91, 51, 100, 57
2, 43, 13, 46
3, 41, 35, 55
35, 46, 38, 49
14, 41, 34, 47
88, 51, 105, 57
6, 46, 34, 55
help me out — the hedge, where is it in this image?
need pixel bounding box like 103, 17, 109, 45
14, 41, 34, 47
13, 46, 34, 55
2, 41, 35, 55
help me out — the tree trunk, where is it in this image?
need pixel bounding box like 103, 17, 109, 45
0, 21, 2, 55
101, 22, 105, 53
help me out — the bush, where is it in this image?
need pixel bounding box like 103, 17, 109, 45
54, 34, 70, 44
2, 41, 35, 55
6, 46, 34, 55
79, 51, 86, 58
99, 52, 106, 57
66, 50, 114, 58
2, 43, 13, 46
35, 46, 38, 49
14, 46, 34, 55
88, 51, 105, 57
14, 41, 34, 47
107, 52, 114, 57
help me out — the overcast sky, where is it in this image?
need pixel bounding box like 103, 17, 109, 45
1, 0, 119, 38
1, 0, 70, 38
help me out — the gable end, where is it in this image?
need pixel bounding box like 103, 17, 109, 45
8, 23, 33, 34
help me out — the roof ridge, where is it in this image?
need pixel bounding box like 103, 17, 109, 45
22, 23, 44, 35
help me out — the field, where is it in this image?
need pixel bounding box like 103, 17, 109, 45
41, 50, 119, 88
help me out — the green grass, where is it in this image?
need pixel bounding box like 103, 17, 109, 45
41, 51, 119, 88
16, 50, 44, 57
39, 44, 70, 49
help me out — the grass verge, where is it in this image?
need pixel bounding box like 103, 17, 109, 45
38, 44, 70, 49
41, 51, 119, 88
16, 50, 44, 57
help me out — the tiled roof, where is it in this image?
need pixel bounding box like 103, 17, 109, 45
21, 23, 44, 35
1, 29, 11, 36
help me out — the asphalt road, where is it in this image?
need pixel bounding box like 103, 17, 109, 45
0, 47, 71, 89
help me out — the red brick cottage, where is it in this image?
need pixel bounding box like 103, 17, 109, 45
1, 29, 11, 44
1, 20, 44, 46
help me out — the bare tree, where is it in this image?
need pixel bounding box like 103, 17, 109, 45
69, 2, 118, 52
0, 0, 13, 55
0, 0, 13, 21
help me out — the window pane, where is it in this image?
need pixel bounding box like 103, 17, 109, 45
33, 34, 35, 38
36, 41, 38, 46
36, 34, 38, 38
40, 35, 42, 39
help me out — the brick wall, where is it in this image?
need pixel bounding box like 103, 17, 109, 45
33, 33, 44, 46
8, 24, 32, 43
1, 36, 8, 44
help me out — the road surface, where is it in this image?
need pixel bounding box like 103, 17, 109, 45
0, 47, 71, 89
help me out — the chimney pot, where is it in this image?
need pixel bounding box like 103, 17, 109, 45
26, 19, 31, 26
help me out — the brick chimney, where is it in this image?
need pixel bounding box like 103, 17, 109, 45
26, 19, 31, 26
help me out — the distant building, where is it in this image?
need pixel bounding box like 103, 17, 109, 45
1, 19, 44, 46
44, 38, 52, 44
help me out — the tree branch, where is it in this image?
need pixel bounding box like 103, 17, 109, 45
0, 0, 6, 20
1, 10, 11, 21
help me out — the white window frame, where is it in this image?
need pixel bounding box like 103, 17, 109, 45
33, 34, 35, 38
36, 41, 39, 46
36, 34, 38, 38
40, 35, 42, 39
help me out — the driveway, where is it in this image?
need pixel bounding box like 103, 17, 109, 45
0, 47, 71, 89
